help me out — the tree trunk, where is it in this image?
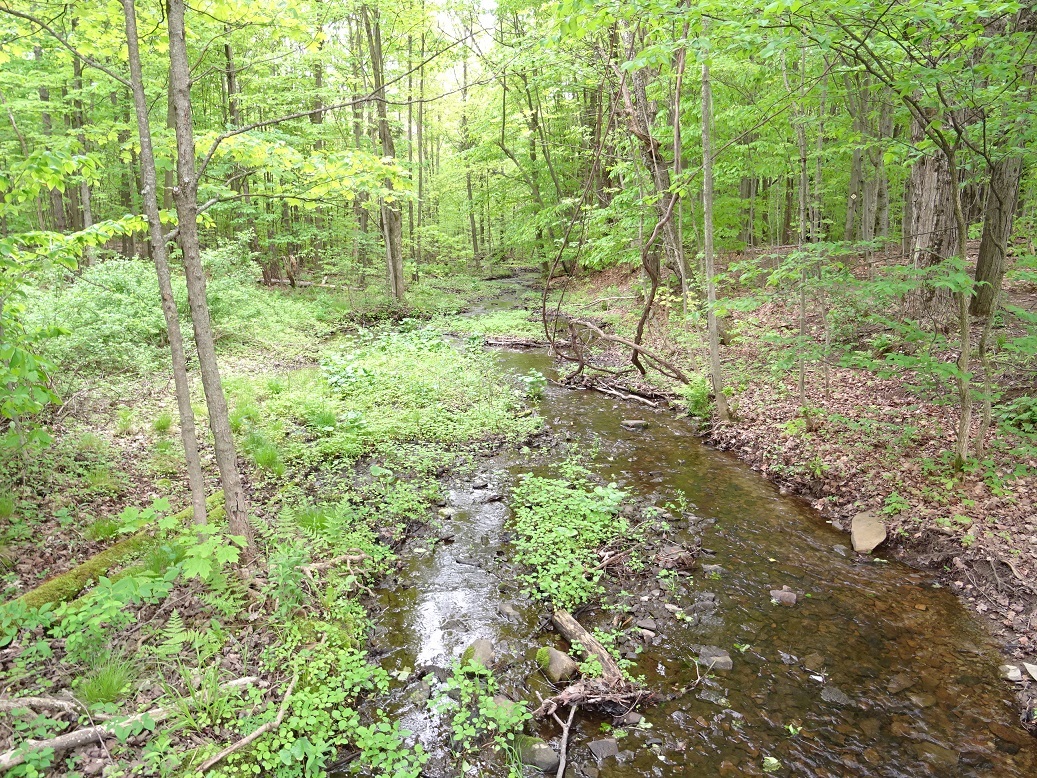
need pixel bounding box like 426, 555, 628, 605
71, 53, 94, 262
971, 155, 1022, 317
702, 32, 730, 422
167, 0, 252, 544
121, 0, 206, 525
362, 4, 405, 301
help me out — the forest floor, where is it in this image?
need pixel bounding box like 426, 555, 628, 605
505, 256, 1037, 727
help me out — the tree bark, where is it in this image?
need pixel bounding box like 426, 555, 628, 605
970, 155, 1022, 317
702, 34, 730, 423
167, 0, 252, 543
362, 4, 405, 301
121, 0, 206, 525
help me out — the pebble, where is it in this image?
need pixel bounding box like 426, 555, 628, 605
887, 672, 917, 694
698, 646, 733, 672
620, 420, 649, 429
770, 588, 797, 606
636, 617, 658, 631
664, 603, 681, 613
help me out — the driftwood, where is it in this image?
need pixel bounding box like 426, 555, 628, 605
535, 610, 652, 718
551, 610, 623, 683
198, 673, 298, 773
0, 677, 262, 772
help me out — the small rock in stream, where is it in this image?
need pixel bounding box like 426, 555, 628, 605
537, 646, 579, 683
620, 419, 649, 429
588, 738, 620, 761
821, 685, 854, 706
518, 737, 559, 772
472, 477, 489, 489
462, 638, 495, 669
802, 653, 826, 673
698, 646, 733, 672
887, 672, 917, 694
499, 603, 521, 621
770, 588, 797, 606
635, 617, 658, 631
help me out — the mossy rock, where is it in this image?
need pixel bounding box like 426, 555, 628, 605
535, 646, 551, 669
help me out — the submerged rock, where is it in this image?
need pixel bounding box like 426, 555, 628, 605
851, 511, 887, 553
537, 646, 579, 683
620, 419, 649, 429
588, 738, 620, 761
699, 646, 733, 672
821, 685, 853, 706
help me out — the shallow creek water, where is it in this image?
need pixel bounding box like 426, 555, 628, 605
356, 342, 1035, 777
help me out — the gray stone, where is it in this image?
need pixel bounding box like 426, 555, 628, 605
699, 646, 733, 672
519, 738, 559, 772
472, 478, 489, 489
887, 672, 917, 694
1000, 664, 1023, 682
1023, 662, 1037, 682
821, 685, 853, 706
617, 711, 643, 726
770, 588, 797, 606
635, 617, 658, 631
909, 692, 937, 708
539, 646, 579, 684
463, 638, 494, 669
588, 738, 620, 761
851, 511, 887, 553
802, 653, 825, 673
620, 419, 649, 429
701, 564, 725, 575
499, 603, 521, 621
407, 681, 432, 705
664, 603, 682, 613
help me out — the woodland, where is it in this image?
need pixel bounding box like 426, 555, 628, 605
1, 0, 1037, 776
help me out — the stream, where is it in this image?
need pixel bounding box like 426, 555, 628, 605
350, 287, 1036, 777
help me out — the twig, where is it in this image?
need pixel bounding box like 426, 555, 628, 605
198, 672, 298, 773
551, 704, 578, 778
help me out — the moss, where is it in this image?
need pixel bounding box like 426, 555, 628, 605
535, 646, 551, 670
14, 491, 223, 609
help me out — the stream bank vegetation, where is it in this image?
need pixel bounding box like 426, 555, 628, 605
2, 0, 1037, 772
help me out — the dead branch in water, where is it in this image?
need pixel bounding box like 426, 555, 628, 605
551, 315, 689, 384
534, 609, 651, 719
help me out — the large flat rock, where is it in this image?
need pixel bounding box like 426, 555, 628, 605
851, 511, 887, 553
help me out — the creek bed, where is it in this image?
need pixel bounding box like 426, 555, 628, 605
356, 346, 1035, 777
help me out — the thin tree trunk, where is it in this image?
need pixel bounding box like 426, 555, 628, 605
702, 30, 729, 422
362, 4, 405, 301
121, 0, 206, 524
167, 0, 252, 544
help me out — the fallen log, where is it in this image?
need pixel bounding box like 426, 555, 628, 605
0, 676, 262, 772
551, 609, 623, 684
13, 492, 224, 610
0, 697, 80, 715
535, 610, 652, 719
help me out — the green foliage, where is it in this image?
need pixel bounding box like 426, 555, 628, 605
84, 516, 120, 541
75, 653, 136, 706
152, 412, 173, 434
510, 465, 629, 609
430, 660, 530, 760
678, 375, 713, 419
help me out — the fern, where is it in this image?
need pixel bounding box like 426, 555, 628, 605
155, 611, 190, 658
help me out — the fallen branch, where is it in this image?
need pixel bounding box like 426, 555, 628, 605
551, 704, 578, 778
198, 672, 298, 773
559, 317, 689, 384
0, 697, 79, 715
0, 677, 262, 772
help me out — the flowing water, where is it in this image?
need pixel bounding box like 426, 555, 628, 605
355, 289, 1035, 777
